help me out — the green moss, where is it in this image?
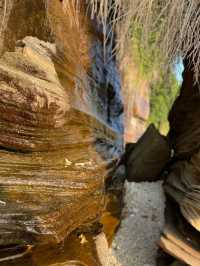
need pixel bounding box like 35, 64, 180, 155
131, 24, 180, 135
149, 71, 179, 134
131, 25, 160, 79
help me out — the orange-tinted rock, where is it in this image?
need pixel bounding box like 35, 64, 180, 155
120, 45, 150, 143
168, 59, 200, 158
133, 81, 150, 121
0, 1, 124, 248
125, 117, 146, 143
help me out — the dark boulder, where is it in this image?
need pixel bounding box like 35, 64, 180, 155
126, 124, 171, 182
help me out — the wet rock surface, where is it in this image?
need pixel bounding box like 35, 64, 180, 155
0, 0, 124, 263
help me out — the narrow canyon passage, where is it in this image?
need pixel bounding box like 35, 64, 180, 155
0, 1, 200, 266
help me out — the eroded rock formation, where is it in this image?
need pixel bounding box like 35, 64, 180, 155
0, 0, 124, 264
159, 60, 200, 266
168, 59, 200, 158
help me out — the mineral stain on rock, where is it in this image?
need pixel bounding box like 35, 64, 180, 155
0, 0, 124, 265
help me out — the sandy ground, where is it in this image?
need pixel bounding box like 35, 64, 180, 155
106, 181, 166, 266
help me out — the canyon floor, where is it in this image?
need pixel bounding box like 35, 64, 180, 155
107, 181, 166, 266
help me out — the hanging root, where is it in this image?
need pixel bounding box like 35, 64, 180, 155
127, 0, 200, 81
61, 0, 200, 80
100, 0, 200, 81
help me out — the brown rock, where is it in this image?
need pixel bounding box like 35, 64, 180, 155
0, 35, 123, 247
168, 59, 200, 158
126, 124, 171, 182
164, 148, 200, 233
159, 200, 200, 266
0, 0, 124, 259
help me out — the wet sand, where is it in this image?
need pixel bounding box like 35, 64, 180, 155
107, 181, 165, 266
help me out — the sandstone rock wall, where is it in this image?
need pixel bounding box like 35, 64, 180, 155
0, 0, 124, 250
120, 46, 150, 143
